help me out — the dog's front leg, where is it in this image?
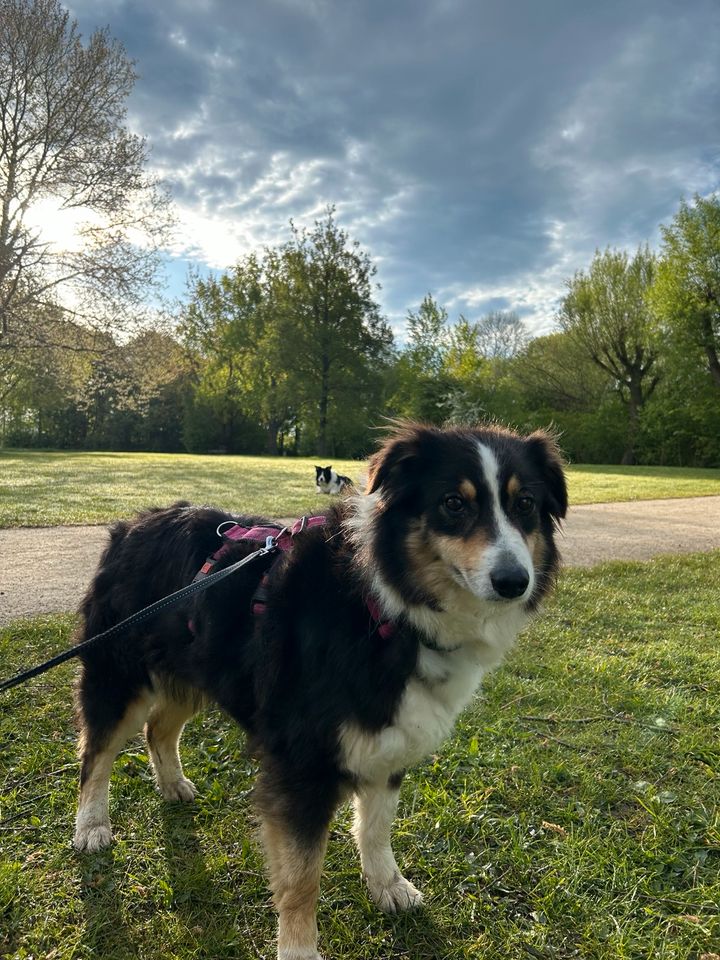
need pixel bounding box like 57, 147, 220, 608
256, 766, 339, 960
260, 815, 328, 960
352, 776, 423, 914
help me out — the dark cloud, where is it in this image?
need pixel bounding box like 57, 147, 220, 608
68, 0, 720, 332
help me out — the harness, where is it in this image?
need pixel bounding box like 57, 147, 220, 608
191, 514, 397, 639
0, 512, 398, 696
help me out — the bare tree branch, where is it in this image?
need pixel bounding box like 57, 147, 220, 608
0, 0, 174, 352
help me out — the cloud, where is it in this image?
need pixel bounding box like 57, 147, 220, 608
64, 0, 720, 336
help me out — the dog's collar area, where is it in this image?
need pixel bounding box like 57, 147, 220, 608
191, 515, 398, 640
365, 596, 397, 640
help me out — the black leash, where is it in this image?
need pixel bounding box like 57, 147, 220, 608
0, 541, 277, 695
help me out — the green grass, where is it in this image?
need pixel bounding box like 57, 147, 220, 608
1, 449, 719, 528
567, 463, 720, 505
1, 553, 719, 959
0, 450, 360, 528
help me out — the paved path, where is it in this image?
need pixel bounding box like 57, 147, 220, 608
1, 496, 719, 626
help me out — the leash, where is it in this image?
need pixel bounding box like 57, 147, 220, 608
0, 511, 397, 695
0, 538, 278, 695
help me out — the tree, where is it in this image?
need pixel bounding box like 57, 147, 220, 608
474, 309, 529, 359
388, 294, 453, 423
276, 208, 392, 456
405, 294, 449, 374
0, 0, 171, 351
511, 331, 609, 413
507, 331, 628, 463
181, 257, 295, 454
650, 194, 720, 389
558, 246, 659, 464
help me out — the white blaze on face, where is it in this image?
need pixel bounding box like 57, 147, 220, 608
470, 442, 534, 601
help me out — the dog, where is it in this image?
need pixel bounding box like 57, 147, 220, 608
315, 464, 353, 494
73, 422, 567, 960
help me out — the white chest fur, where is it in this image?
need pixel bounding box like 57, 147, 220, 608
338, 606, 526, 784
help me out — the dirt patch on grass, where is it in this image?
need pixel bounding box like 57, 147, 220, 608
1, 497, 719, 626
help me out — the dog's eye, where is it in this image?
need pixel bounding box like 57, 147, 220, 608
516, 493, 535, 514
443, 494, 464, 513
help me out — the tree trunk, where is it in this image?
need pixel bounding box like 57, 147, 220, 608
621, 372, 644, 465
317, 353, 330, 457
699, 301, 720, 388
702, 338, 720, 388
265, 421, 280, 456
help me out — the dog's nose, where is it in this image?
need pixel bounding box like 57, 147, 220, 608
490, 562, 530, 599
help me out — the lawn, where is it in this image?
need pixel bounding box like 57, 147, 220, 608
1, 448, 719, 528
1, 552, 719, 959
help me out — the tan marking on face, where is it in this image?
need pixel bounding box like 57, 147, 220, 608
430, 528, 491, 578
405, 526, 455, 598
507, 474, 521, 498
527, 530, 546, 567
459, 479, 477, 502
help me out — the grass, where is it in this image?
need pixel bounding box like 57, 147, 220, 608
0, 450, 357, 528
567, 463, 720, 506
1, 552, 719, 959
1, 449, 719, 529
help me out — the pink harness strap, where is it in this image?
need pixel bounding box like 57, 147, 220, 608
218, 514, 327, 553
190, 514, 396, 639
365, 596, 397, 640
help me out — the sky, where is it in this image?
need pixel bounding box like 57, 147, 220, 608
61, 0, 720, 338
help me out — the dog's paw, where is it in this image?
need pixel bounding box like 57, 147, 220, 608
73, 823, 113, 852
159, 777, 197, 802
368, 873, 423, 914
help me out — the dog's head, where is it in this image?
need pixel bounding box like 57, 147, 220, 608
363, 423, 567, 611
316, 465, 333, 492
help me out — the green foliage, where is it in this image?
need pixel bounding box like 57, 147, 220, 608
1, 324, 190, 451
650, 193, 720, 390
180, 255, 292, 454
179, 209, 393, 458
2, 193, 720, 465
274, 209, 393, 456
558, 247, 659, 464
637, 373, 720, 467
387, 295, 454, 422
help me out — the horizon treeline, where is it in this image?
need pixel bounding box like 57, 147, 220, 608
2, 198, 719, 467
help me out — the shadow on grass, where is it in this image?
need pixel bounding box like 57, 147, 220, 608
384, 907, 462, 959
160, 800, 263, 959
77, 847, 137, 960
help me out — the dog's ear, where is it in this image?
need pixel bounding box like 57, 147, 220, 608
525, 430, 568, 520
366, 428, 422, 496
326, 465, 332, 471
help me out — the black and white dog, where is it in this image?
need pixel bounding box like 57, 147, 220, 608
73, 422, 567, 960
315, 464, 353, 494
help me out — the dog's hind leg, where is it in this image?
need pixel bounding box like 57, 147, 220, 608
74, 671, 154, 853
144, 693, 199, 802
352, 775, 423, 914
